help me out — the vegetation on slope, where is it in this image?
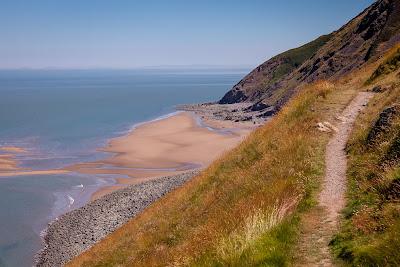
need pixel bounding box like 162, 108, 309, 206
367, 46, 400, 84
266, 34, 332, 85
69, 78, 359, 266
218, 34, 331, 104
331, 48, 400, 266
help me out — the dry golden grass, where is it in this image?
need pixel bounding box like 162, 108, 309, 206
68, 57, 385, 267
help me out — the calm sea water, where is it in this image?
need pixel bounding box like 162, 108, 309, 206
0, 69, 247, 267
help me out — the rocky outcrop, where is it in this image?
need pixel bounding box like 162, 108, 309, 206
367, 104, 400, 143
219, 0, 400, 114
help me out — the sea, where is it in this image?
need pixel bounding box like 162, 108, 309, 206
0, 68, 247, 267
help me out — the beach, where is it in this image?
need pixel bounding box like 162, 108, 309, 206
68, 111, 255, 200
0, 111, 255, 200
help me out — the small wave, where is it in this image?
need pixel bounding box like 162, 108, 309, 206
67, 195, 75, 207
130, 111, 182, 131
75, 184, 84, 188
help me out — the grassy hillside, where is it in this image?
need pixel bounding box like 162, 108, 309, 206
367, 46, 400, 84
265, 34, 332, 85
68, 68, 373, 266
218, 34, 331, 104
331, 46, 400, 266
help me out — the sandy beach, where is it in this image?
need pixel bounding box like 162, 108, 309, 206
69, 112, 254, 199
0, 112, 255, 199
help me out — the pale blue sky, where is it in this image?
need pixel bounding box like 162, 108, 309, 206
0, 0, 374, 69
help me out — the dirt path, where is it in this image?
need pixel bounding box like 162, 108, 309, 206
295, 92, 374, 266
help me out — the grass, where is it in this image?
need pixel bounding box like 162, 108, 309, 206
366, 45, 400, 84
68, 78, 350, 267
268, 34, 332, 85
330, 55, 400, 266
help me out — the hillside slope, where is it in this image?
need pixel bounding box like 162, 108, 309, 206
220, 0, 400, 113
219, 34, 332, 104
68, 57, 386, 266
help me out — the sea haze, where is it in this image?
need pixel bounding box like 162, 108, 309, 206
0, 68, 247, 267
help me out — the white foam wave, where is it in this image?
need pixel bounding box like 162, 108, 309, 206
75, 184, 84, 188
67, 195, 75, 207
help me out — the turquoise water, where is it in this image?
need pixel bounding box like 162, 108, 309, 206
0, 69, 246, 267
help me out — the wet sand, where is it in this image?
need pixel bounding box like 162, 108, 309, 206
0, 146, 26, 173
69, 112, 254, 199
0, 113, 255, 199
0, 146, 70, 177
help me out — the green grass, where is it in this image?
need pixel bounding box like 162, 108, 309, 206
366, 46, 400, 84
330, 71, 400, 266
267, 34, 332, 85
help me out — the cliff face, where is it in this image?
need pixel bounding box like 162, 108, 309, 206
219, 0, 400, 112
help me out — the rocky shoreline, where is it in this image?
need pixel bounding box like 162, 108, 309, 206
35, 170, 199, 267
177, 102, 273, 124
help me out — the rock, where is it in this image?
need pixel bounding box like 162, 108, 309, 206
367, 105, 400, 143
245, 101, 270, 112
372, 85, 384, 92
219, 88, 247, 104
384, 178, 400, 200
335, 115, 347, 122
317, 122, 331, 132
323, 121, 338, 132
316, 121, 338, 132
257, 108, 276, 118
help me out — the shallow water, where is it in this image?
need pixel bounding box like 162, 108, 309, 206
0, 68, 247, 266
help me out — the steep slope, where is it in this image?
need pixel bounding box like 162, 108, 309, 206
219, 34, 332, 104
220, 0, 400, 112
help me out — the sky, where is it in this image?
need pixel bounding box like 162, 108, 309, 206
0, 0, 374, 69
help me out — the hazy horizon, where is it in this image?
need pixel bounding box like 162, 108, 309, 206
1, 0, 374, 69
0, 64, 253, 71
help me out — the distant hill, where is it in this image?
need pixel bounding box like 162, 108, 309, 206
219, 0, 400, 112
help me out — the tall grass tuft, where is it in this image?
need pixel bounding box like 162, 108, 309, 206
216, 196, 299, 264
